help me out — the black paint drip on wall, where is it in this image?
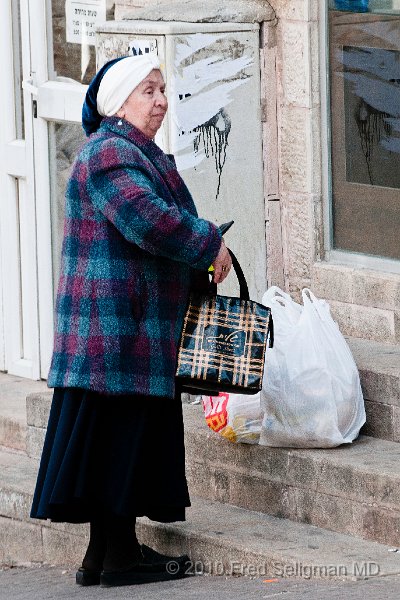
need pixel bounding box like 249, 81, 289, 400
355, 99, 392, 185
193, 108, 232, 198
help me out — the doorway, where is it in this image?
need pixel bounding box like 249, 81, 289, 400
0, 0, 90, 379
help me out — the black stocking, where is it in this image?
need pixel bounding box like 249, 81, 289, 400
103, 514, 142, 572
81, 518, 107, 572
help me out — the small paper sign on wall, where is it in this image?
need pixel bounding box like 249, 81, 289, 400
65, 0, 106, 46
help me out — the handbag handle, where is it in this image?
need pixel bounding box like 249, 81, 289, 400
209, 249, 250, 300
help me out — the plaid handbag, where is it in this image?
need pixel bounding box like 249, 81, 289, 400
176, 250, 273, 395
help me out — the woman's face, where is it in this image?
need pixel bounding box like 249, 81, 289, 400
117, 69, 168, 139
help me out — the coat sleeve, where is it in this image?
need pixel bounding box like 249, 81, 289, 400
86, 144, 222, 270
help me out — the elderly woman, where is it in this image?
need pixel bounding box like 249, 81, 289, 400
30, 55, 232, 588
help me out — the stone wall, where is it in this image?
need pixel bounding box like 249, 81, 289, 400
264, 1, 322, 296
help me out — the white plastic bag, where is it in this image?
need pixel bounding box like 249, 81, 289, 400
202, 392, 262, 444
259, 286, 366, 448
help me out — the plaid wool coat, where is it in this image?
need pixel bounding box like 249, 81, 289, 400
47, 116, 222, 397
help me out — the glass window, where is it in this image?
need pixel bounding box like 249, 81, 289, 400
47, 0, 113, 84
48, 122, 86, 288
329, 1, 400, 13
11, 0, 24, 139
328, 2, 400, 260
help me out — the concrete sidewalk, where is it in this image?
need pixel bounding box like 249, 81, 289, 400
2, 565, 400, 600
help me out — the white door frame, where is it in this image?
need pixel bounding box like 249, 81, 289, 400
0, 0, 88, 380
0, 238, 5, 372
0, 0, 41, 379
27, 0, 89, 378
28, 0, 58, 379
0, 0, 90, 380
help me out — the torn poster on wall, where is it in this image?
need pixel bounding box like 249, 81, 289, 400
128, 39, 158, 57
169, 33, 254, 198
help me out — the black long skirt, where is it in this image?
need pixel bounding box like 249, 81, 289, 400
30, 388, 190, 523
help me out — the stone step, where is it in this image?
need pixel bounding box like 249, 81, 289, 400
1, 447, 400, 579
0, 374, 48, 453
183, 404, 400, 548
347, 337, 400, 443
23, 394, 400, 548
26, 391, 52, 459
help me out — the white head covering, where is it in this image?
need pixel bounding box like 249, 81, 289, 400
97, 55, 162, 117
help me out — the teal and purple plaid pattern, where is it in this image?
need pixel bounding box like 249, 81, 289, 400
47, 117, 222, 397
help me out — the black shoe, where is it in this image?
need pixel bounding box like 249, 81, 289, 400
100, 544, 191, 587
75, 567, 101, 586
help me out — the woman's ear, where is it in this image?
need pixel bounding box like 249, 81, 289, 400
116, 101, 126, 119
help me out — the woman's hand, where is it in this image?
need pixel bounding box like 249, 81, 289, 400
212, 240, 232, 284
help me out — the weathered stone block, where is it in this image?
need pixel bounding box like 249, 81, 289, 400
360, 368, 400, 408
0, 517, 43, 566
268, 0, 315, 21
228, 471, 289, 516
313, 262, 400, 310
310, 0, 319, 21
0, 488, 33, 522
286, 451, 323, 489
362, 506, 400, 546
0, 417, 26, 453
319, 454, 400, 510
391, 406, 400, 444
187, 460, 288, 516
115, 0, 275, 23
395, 311, 400, 344
353, 272, 399, 312
26, 427, 46, 460
347, 337, 400, 413
329, 301, 396, 344
396, 285, 400, 310
266, 201, 285, 289
311, 265, 400, 329
310, 107, 322, 195
0, 372, 46, 452
362, 400, 394, 442
279, 106, 312, 193
281, 193, 314, 280
281, 21, 310, 107
310, 18, 320, 106
0, 447, 39, 521
312, 263, 354, 304
26, 393, 52, 429
42, 526, 88, 567
261, 25, 279, 199
287, 488, 363, 538
187, 426, 290, 481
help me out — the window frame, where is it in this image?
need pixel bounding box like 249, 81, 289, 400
321, 0, 400, 274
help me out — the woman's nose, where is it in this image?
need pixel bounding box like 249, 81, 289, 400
155, 91, 168, 108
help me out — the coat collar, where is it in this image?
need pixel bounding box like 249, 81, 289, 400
99, 116, 176, 170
